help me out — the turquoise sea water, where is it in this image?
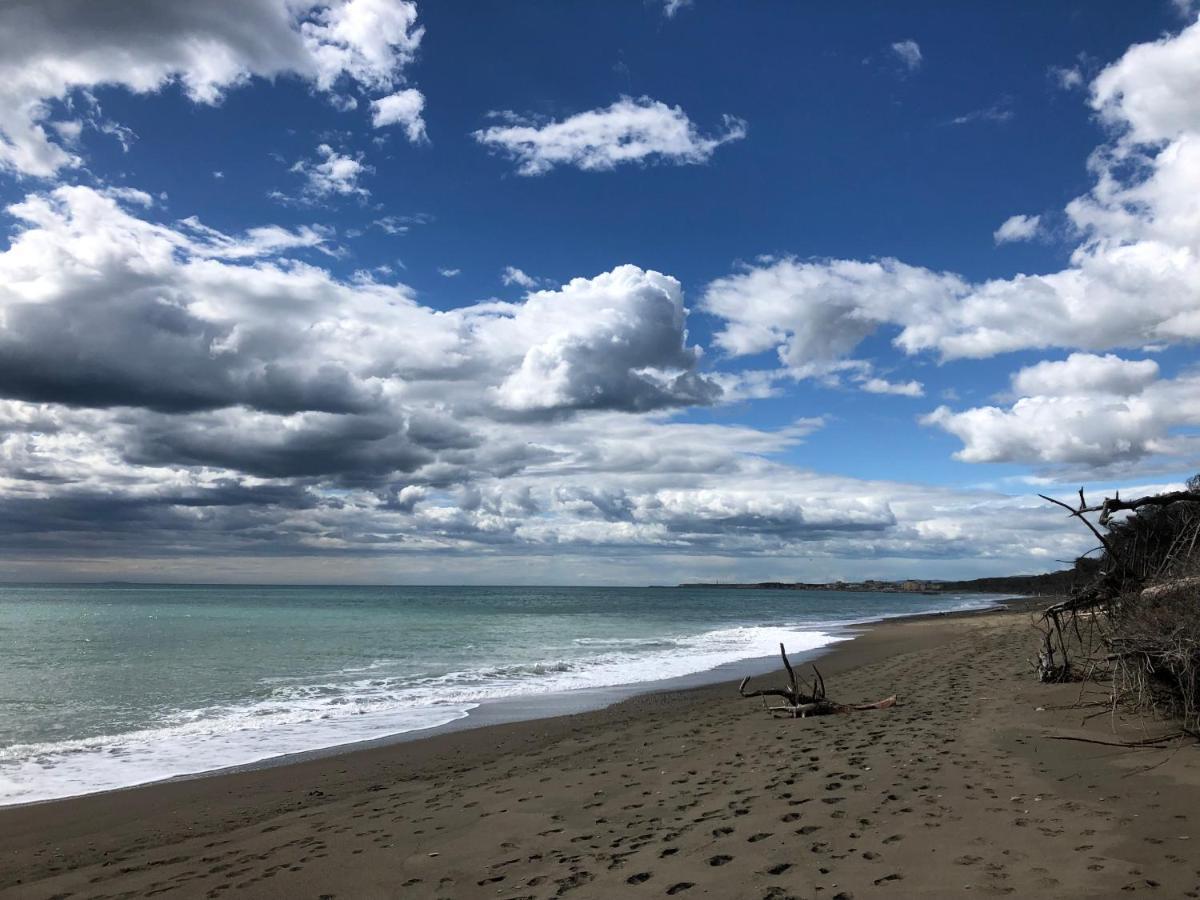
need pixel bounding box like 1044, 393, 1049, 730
0, 583, 1006, 805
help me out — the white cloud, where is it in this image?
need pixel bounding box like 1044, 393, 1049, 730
1090, 19, 1200, 145
662, 0, 693, 17
703, 19, 1200, 399
52, 120, 83, 143
290, 144, 371, 199
860, 377, 924, 398
993, 213, 1041, 243
924, 370, 1200, 471
923, 353, 1200, 472
501, 266, 538, 288
1011, 353, 1159, 398
891, 40, 922, 71
491, 267, 719, 413
301, 0, 423, 92
370, 87, 426, 143
372, 213, 429, 235
950, 98, 1014, 126
702, 257, 967, 379
1050, 65, 1084, 90
438, 267, 461, 278
473, 96, 746, 176
0, 0, 424, 177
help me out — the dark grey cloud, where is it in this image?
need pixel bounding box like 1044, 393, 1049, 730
0, 0, 425, 176
0, 298, 376, 415
126, 412, 433, 480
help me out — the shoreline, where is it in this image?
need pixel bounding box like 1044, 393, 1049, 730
11, 593, 1199, 897
0, 593, 1014, 811
204, 592, 1023, 778
0, 597, 1070, 894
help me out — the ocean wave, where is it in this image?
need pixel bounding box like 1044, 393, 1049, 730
0, 621, 846, 806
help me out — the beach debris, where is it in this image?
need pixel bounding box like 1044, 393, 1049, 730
738, 643, 898, 718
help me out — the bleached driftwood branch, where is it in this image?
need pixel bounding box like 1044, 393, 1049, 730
738, 643, 897, 718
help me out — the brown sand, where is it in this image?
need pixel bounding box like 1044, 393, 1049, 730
4, 602, 1200, 899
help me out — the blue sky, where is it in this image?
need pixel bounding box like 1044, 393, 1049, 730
0, 1, 1197, 583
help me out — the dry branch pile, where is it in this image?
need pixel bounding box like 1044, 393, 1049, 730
1036, 476, 1200, 734
739, 643, 897, 718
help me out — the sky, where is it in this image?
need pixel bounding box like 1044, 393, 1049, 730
1, 0, 1199, 585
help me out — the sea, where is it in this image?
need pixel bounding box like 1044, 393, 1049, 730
0, 583, 1009, 806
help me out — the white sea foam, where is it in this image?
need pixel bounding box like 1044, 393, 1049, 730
0, 622, 844, 806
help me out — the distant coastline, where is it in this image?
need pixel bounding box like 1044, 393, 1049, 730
678, 566, 1089, 597
680, 580, 948, 593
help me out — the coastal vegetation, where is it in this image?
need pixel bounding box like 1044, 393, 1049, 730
1037, 477, 1200, 735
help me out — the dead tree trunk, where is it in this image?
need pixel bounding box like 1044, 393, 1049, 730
738, 643, 897, 717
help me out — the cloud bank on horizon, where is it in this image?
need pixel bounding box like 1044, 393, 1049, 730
0, 1, 1197, 583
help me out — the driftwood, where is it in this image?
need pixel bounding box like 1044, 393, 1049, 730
1034, 482, 1200, 733
739, 643, 897, 718
1076, 489, 1200, 527
1141, 576, 1200, 602
1039, 489, 1121, 567
1033, 486, 1200, 682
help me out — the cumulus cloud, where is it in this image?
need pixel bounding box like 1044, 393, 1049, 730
370, 87, 427, 142
702, 257, 967, 379
1010, 353, 1160, 397
0, 0, 425, 176
891, 40, 922, 71
993, 213, 1041, 243
704, 20, 1200, 395
924, 377, 1200, 471
472, 96, 746, 176
1090, 21, 1200, 144
492, 267, 721, 414
924, 353, 1200, 472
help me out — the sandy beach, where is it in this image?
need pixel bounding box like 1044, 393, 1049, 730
4, 600, 1199, 899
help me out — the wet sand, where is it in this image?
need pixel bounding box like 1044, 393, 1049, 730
4, 600, 1200, 899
